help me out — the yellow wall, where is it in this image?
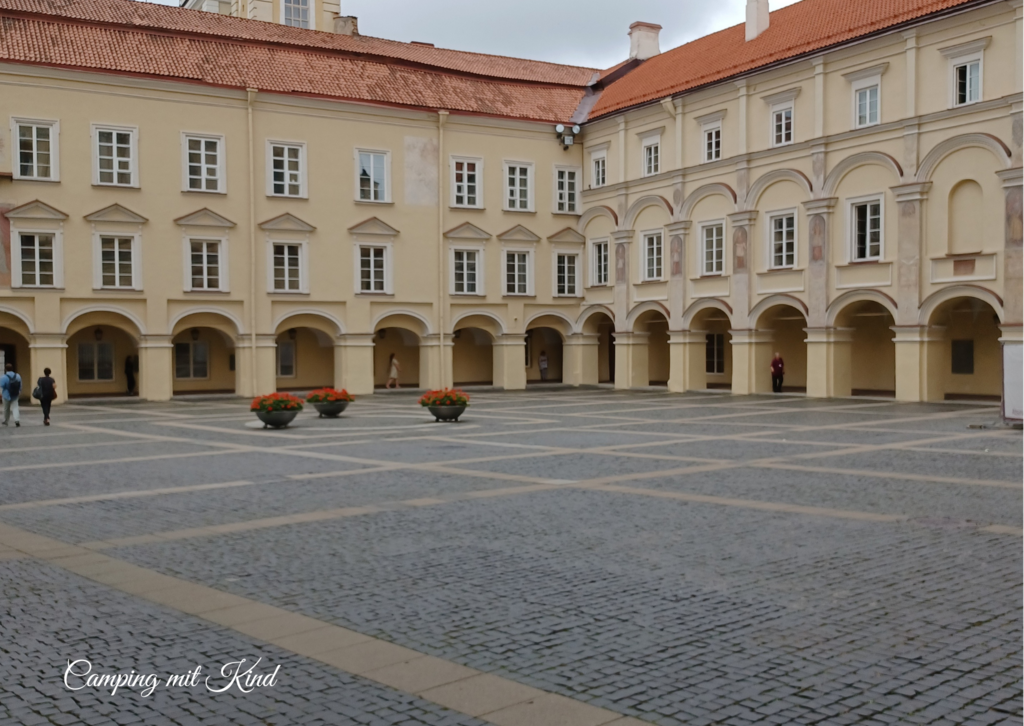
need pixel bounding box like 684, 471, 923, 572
275, 328, 333, 390
374, 328, 420, 387
849, 313, 897, 393
526, 328, 563, 381
452, 328, 493, 384
66, 328, 137, 397
170, 328, 235, 394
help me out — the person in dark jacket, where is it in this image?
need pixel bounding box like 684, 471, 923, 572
770, 352, 785, 393
125, 356, 136, 395
37, 367, 57, 426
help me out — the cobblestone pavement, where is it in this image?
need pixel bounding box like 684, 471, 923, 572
0, 390, 1020, 725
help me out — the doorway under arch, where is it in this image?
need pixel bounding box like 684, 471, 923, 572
374, 314, 424, 389
274, 327, 335, 391
0, 314, 31, 400
632, 309, 670, 386
580, 310, 615, 384
64, 311, 141, 398
927, 296, 1002, 401
836, 300, 896, 397
755, 304, 807, 393
690, 307, 733, 391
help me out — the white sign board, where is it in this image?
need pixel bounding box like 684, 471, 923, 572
1002, 342, 1023, 422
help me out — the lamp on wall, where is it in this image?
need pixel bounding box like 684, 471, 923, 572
93, 328, 103, 341
555, 124, 581, 149
190, 328, 200, 341
378, 329, 386, 340
288, 328, 297, 340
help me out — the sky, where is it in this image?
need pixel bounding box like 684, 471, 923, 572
141, 0, 804, 69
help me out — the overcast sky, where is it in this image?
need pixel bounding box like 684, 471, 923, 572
143, 0, 803, 69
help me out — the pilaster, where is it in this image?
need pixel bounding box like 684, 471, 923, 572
612, 229, 635, 326
727, 210, 758, 328
564, 333, 600, 387
802, 197, 837, 329
612, 331, 649, 389
666, 220, 691, 330
997, 168, 1023, 326
137, 335, 172, 402
892, 325, 945, 402
335, 334, 375, 394
493, 334, 527, 391
27, 334, 67, 406
890, 182, 932, 326
668, 330, 705, 393
804, 327, 853, 399
729, 328, 773, 394
420, 334, 452, 391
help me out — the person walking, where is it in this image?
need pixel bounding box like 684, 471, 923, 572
770, 352, 785, 393
1, 363, 22, 427
37, 367, 57, 426
386, 353, 401, 389
124, 355, 136, 396
538, 351, 549, 381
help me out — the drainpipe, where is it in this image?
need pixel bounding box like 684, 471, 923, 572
437, 110, 449, 388
247, 88, 258, 396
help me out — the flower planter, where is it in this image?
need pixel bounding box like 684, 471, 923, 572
428, 404, 466, 422
314, 401, 349, 418
256, 410, 299, 429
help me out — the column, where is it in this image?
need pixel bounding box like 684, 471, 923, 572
890, 183, 931, 326
420, 334, 452, 391
611, 229, 635, 325
613, 331, 649, 389
726, 211, 757, 330
805, 327, 852, 399
493, 334, 527, 390
666, 221, 690, 330
892, 325, 944, 402
236, 335, 277, 397
669, 330, 708, 392
336, 334, 374, 394
730, 329, 772, 395
802, 198, 836, 329
28, 334, 67, 406
997, 168, 1023, 326
137, 334, 172, 402
563, 333, 599, 387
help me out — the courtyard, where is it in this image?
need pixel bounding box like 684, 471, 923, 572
0, 389, 1020, 726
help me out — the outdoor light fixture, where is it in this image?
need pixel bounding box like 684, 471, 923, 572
190, 328, 200, 341
94, 328, 103, 341
555, 124, 581, 149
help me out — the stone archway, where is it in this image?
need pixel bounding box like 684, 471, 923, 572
632, 309, 670, 386
274, 314, 340, 392
526, 314, 571, 384
579, 309, 615, 384
753, 304, 808, 393
64, 311, 141, 398
452, 314, 502, 386
836, 300, 896, 397
170, 312, 240, 395
926, 296, 1002, 401
690, 307, 733, 391
0, 312, 32, 399
374, 314, 427, 389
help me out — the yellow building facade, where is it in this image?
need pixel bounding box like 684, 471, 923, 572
0, 0, 1020, 409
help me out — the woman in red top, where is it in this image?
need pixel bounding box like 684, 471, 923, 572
770, 352, 785, 393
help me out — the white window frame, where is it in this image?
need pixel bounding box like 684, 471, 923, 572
554, 165, 581, 214
11, 227, 63, 289
951, 56, 983, 107
450, 156, 483, 209
591, 150, 607, 189
354, 243, 393, 295
181, 133, 226, 194
641, 230, 664, 282
174, 341, 210, 381
699, 220, 726, 276
553, 251, 581, 297
92, 232, 142, 291
183, 236, 229, 293
702, 121, 722, 163
591, 239, 610, 287
941, 38, 988, 109
267, 239, 309, 294
266, 140, 307, 198
641, 133, 661, 177
503, 161, 535, 212
77, 341, 116, 382
12, 118, 60, 181
854, 82, 880, 129
503, 248, 534, 296
847, 194, 885, 263
276, 339, 297, 378
771, 103, 794, 147
92, 124, 139, 188
355, 148, 391, 203
450, 246, 484, 296
280, 0, 314, 29
766, 210, 798, 270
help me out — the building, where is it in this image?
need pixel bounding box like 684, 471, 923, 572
0, 0, 1020, 407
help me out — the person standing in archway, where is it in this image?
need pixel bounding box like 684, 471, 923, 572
771, 352, 785, 393
386, 353, 401, 389
125, 356, 136, 396
538, 350, 549, 381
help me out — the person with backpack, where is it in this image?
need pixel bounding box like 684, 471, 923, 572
2, 363, 23, 427
35, 367, 57, 426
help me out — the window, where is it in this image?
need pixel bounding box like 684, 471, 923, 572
701, 223, 725, 275
706, 333, 725, 374
769, 213, 796, 269
268, 142, 304, 197
100, 236, 134, 289
78, 342, 114, 381
357, 150, 388, 202
272, 243, 302, 292
851, 199, 882, 261
18, 233, 55, 287
94, 126, 136, 187
855, 86, 879, 127
189, 239, 222, 290
592, 240, 609, 286
953, 60, 981, 106
642, 232, 663, 281
184, 135, 222, 192
704, 124, 722, 162
643, 141, 660, 176
555, 254, 578, 296
951, 340, 974, 375
556, 168, 578, 213
592, 154, 606, 188
277, 340, 296, 377
282, 0, 310, 28
505, 163, 532, 211
14, 120, 57, 180
453, 249, 479, 294
174, 342, 208, 379
505, 251, 529, 294
360, 246, 387, 293
452, 158, 480, 208
772, 106, 793, 146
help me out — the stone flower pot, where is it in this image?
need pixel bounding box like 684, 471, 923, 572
427, 405, 466, 422
256, 410, 299, 429
313, 401, 349, 418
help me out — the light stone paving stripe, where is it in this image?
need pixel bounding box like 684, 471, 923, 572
0, 521, 636, 726
0, 480, 257, 511
979, 524, 1024, 536
0, 449, 243, 472
756, 462, 1019, 489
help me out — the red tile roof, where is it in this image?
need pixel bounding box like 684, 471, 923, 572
0, 0, 597, 86
0, 11, 588, 122
592, 0, 980, 118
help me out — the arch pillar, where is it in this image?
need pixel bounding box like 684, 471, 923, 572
669, 330, 707, 393
802, 198, 837, 328
666, 221, 690, 330
564, 333, 599, 387
493, 334, 527, 391
612, 331, 649, 389
611, 230, 634, 324
892, 325, 945, 402
236, 334, 277, 397
805, 327, 853, 398
729, 329, 773, 394
890, 183, 931, 326
28, 334, 67, 406
336, 334, 375, 395
138, 335, 172, 402
420, 334, 452, 391
726, 211, 758, 325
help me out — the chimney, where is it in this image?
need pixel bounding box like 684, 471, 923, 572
333, 14, 359, 36
628, 22, 662, 61
745, 0, 769, 41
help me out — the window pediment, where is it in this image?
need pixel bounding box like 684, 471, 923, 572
175, 208, 236, 228
347, 216, 399, 237
547, 227, 585, 245
497, 225, 541, 243
85, 203, 148, 224
259, 212, 315, 232
4, 200, 69, 221
444, 222, 491, 240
